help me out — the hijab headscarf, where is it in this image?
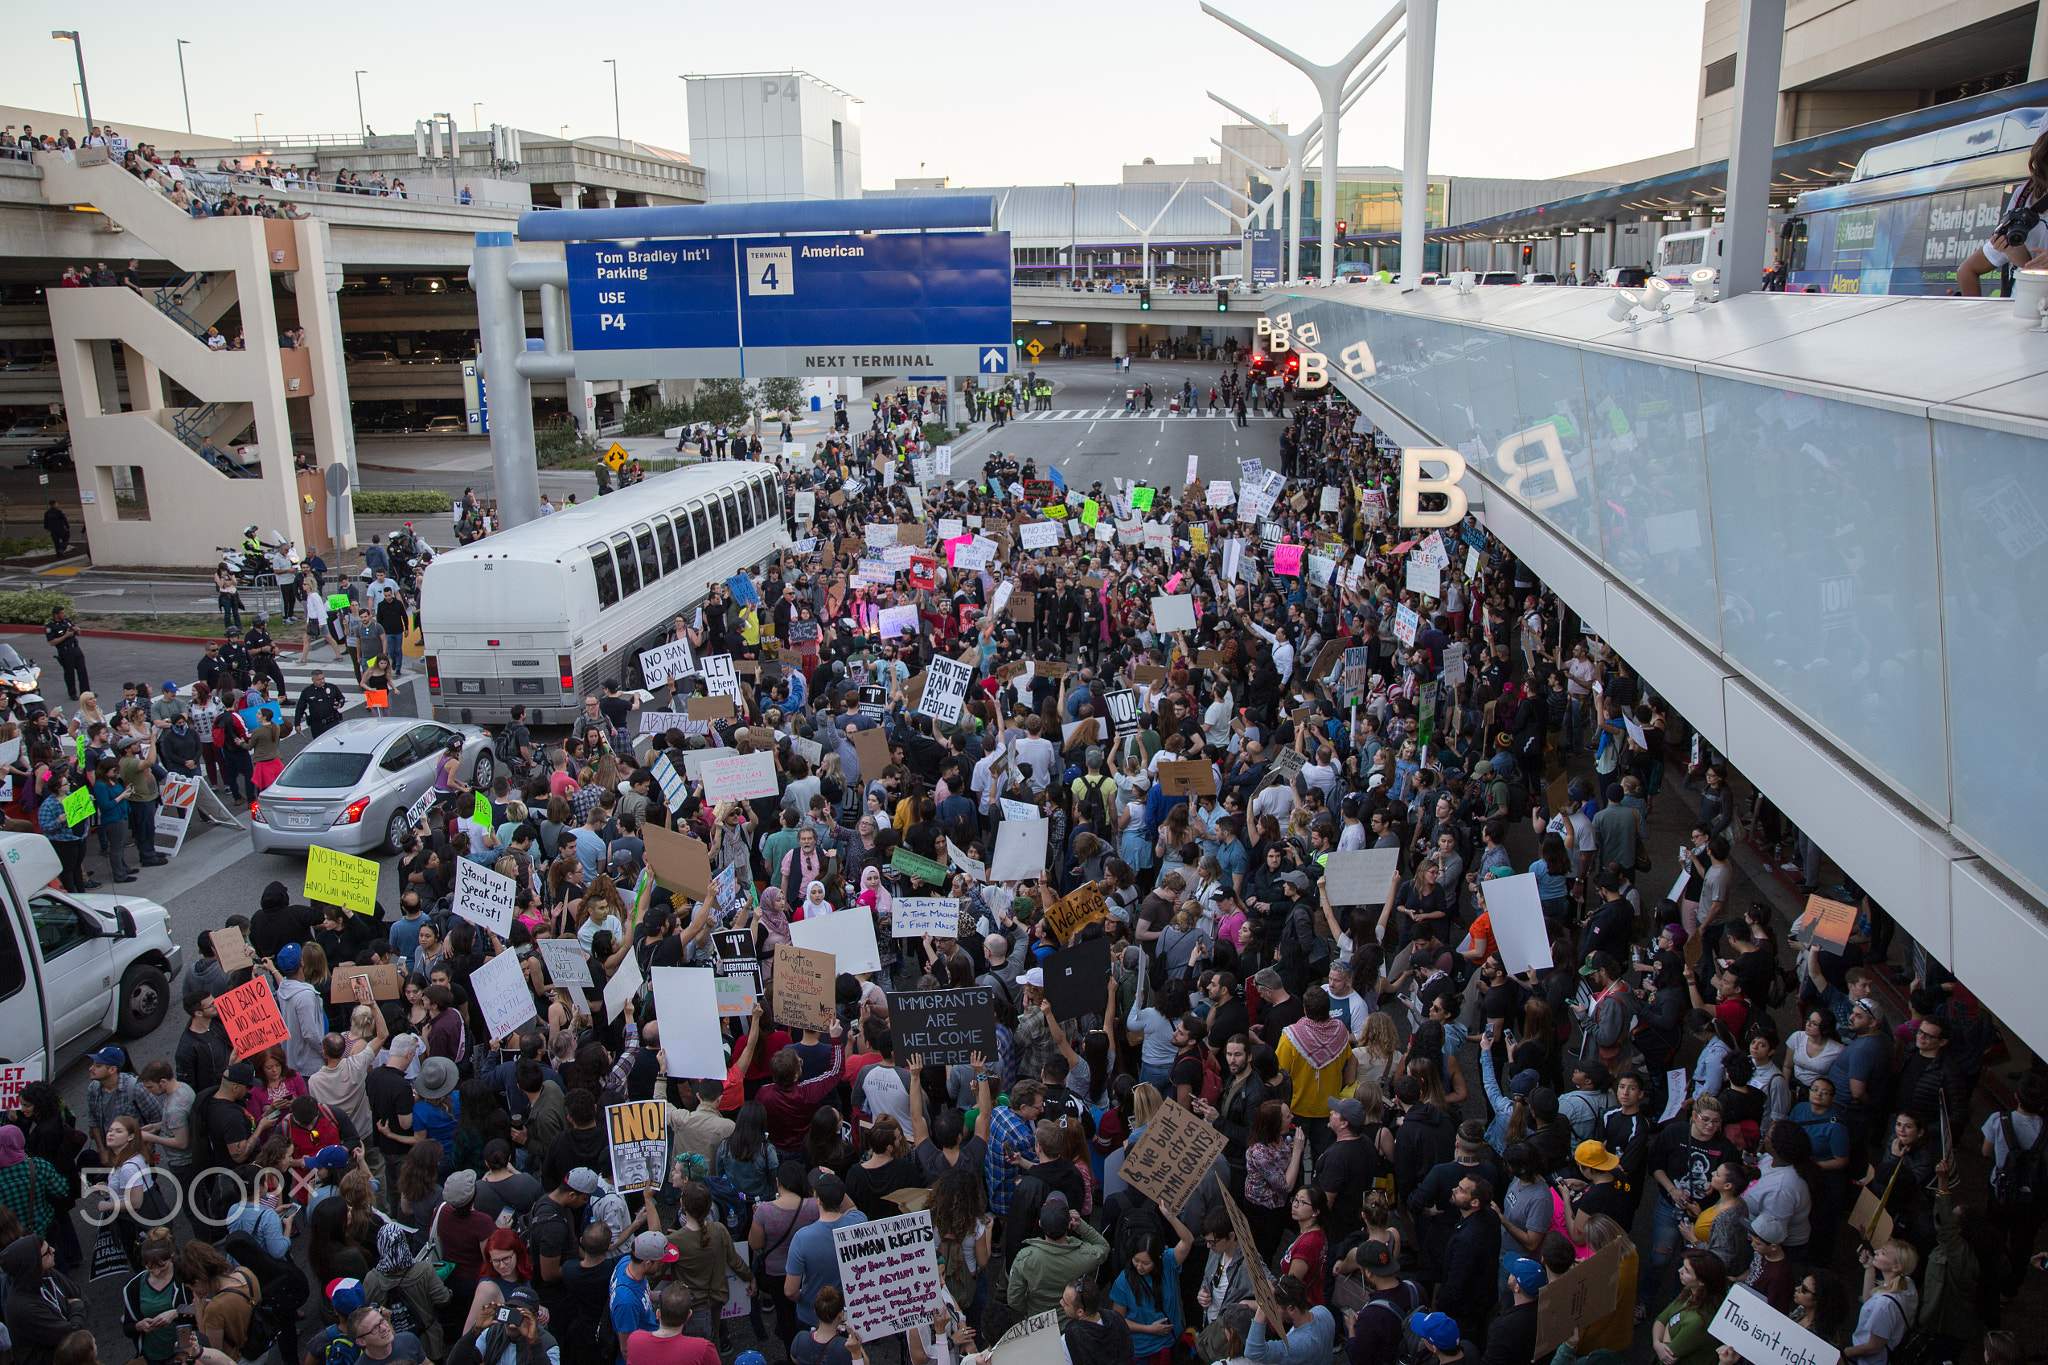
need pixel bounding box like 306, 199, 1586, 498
376, 1221, 412, 1275
803, 881, 833, 917
755, 886, 792, 950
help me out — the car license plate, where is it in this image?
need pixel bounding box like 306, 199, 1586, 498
456, 681, 484, 695
283, 813, 311, 828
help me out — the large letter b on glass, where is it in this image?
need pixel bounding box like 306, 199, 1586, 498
1400, 448, 1468, 527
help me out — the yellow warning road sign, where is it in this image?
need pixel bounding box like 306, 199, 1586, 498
1025, 339, 1044, 359
603, 442, 630, 471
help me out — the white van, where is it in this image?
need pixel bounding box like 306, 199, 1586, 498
0, 833, 182, 1079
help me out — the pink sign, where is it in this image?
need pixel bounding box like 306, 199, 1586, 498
1273, 544, 1303, 576
1164, 572, 1184, 593
942, 534, 973, 566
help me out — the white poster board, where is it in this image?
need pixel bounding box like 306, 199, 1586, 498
1405, 555, 1443, 599
790, 905, 883, 976
1150, 594, 1197, 633
1482, 871, 1555, 975
0, 1061, 43, 1111
878, 604, 919, 639
452, 858, 517, 938
1324, 848, 1403, 906
832, 1211, 942, 1341
638, 639, 695, 688
649, 966, 727, 1079
538, 939, 592, 988
604, 947, 643, 1020
469, 947, 538, 1044
989, 818, 1050, 882
892, 897, 960, 938
700, 750, 779, 803
1018, 521, 1060, 550
700, 652, 739, 699
1710, 1285, 1841, 1365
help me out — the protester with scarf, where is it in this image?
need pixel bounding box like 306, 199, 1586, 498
1276, 985, 1358, 1150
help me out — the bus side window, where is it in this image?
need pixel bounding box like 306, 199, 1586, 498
635, 525, 661, 585
707, 499, 726, 546
654, 517, 679, 574
735, 487, 756, 531
612, 533, 641, 597
589, 544, 620, 609
724, 491, 745, 534
691, 503, 711, 554
764, 477, 781, 515
750, 477, 768, 523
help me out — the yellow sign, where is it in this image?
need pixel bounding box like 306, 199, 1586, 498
603, 442, 631, 472
306, 844, 381, 916
1025, 339, 1044, 359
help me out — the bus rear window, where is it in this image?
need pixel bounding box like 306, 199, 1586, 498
612, 533, 640, 596
589, 544, 619, 608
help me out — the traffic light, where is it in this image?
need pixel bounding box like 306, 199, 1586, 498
1216, 287, 1230, 312
1016, 335, 1025, 347
1138, 285, 1152, 310
1336, 219, 1348, 242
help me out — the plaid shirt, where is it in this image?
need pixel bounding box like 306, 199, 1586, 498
571, 783, 604, 823
985, 1103, 1035, 1215
0, 1156, 66, 1236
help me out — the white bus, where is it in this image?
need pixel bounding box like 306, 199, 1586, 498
418, 463, 790, 724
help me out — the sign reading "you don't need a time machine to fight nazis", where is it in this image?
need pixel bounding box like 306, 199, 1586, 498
564, 231, 1012, 379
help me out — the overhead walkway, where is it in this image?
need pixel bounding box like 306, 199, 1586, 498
1282, 278, 2048, 1057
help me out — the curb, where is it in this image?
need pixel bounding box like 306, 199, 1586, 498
0, 623, 225, 645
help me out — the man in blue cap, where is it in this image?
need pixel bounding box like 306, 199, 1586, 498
1405, 1311, 1471, 1364
273, 943, 329, 1077
1481, 1258, 1546, 1365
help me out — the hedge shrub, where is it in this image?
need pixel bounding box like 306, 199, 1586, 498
0, 591, 72, 624
352, 491, 458, 516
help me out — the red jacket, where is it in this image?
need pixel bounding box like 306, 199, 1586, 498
760, 1040, 844, 1151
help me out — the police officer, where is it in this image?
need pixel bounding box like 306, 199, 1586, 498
216, 628, 252, 691
293, 669, 347, 739
243, 616, 286, 694
44, 605, 87, 699
239, 524, 262, 563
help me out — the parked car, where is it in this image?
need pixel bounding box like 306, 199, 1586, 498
1478, 272, 1520, 286
403, 349, 449, 366
1604, 267, 1651, 288
422, 415, 466, 432
0, 832, 182, 1072
350, 350, 398, 366
1522, 273, 1558, 285
250, 717, 494, 855
27, 441, 72, 472
409, 276, 450, 294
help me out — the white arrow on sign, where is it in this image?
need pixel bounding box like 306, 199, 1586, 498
979, 347, 1007, 373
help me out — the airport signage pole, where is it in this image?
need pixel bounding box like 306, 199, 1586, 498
1400, 0, 1437, 290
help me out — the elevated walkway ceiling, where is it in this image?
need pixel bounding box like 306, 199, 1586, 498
1286, 279, 2048, 1058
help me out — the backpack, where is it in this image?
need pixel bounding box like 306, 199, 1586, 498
1500, 773, 1531, 820
1107, 1201, 1169, 1289
215, 1238, 305, 1361
1075, 774, 1114, 830
702, 1171, 757, 1239
1193, 1048, 1223, 1106
1992, 1113, 2048, 1212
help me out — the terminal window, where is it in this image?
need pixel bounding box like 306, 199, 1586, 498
1703, 55, 1736, 98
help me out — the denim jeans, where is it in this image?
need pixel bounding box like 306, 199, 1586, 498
1640, 1197, 1686, 1306
1139, 1062, 1173, 1091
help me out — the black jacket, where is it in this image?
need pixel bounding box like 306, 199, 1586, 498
1479, 1297, 1538, 1365
1391, 1103, 1457, 1203
3, 1235, 85, 1365
1002, 1160, 1088, 1270
1437, 1207, 1502, 1324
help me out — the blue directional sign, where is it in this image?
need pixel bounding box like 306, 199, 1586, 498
979, 346, 1009, 374
563, 231, 1010, 379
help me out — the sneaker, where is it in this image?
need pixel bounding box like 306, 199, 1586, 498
1780, 861, 1800, 872
82, 879, 102, 889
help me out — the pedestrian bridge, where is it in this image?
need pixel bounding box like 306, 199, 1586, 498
1009, 280, 1276, 325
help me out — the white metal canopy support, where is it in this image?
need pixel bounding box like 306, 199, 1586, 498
1114, 179, 1191, 289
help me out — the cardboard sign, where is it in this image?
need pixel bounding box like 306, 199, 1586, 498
452, 858, 517, 938
0, 1061, 43, 1112
772, 943, 837, 1032
1045, 882, 1107, 943
1325, 848, 1402, 905
211, 924, 254, 973
470, 946, 538, 1044
1041, 935, 1112, 1022
1220, 1189, 1284, 1333
1848, 1185, 1895, 1247
833, 1211, 942, 1340
989, 818, 1050, 882
1533, 1237, 1626, 1354
305, 845, 379, 915
539, 939, 592, 989
1131, 663, 1167, 685
216, 977, 291, 1060
687, 694, 736, 721
701, 750, 779, 802
1156, 759, 1216, 796
649, 966, 727, 1079
642, 823, 712, 901
1709, 1284, 1841, 1365
1120, 1096, 1230, 1214
885, 987, 997, 1067
891, 896, 960, 937
791, 905, 882, 976
605, 1099, 670, 1193
850, 725, 892, 782
327, 963, 403, 1003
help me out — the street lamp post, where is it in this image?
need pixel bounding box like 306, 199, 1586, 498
353, 69, 367, 143
176, 40, 193, 134
473, 103, 484, 133
1202, 2, 1405, 285
50, 32, 93, 138
604, 59, 621, 145
253, 113, 264, 141
1065, 182, 1076, 287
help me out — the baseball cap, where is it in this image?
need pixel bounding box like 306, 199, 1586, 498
1017, 968, 1044, 988
161, 681, 179, 693
443, 1170, 479, 1206
1750, 1213, 1789, 1245
1507, 1257, 1549, 1291
222, 1062, 257, 1086
812, 1171, 847, 1208
566, 1167, 603, 1195
631, 1231, 678, 1263
88, 1046, 125, 1067
1328, 1097, 1367, 1128
505, 1286, 540, 1310
736, 1354, 768, 1365
1851, 998, 1881, 1019
306, 1145, 350, 1170
1356, 1240, 1395, 1271
1279, 870, 1312, 891
1408, 1312, 1462, 1350
1508, 1069, 1541, 1099
1574, 1140, 1620, 1172
1038, 1197, 1071, 1239
276, 943, 302, 972
1578, 950, 1619, 978
326, 1278, 365, 1315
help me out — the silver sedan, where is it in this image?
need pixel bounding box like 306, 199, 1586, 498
249, 717, 495, 855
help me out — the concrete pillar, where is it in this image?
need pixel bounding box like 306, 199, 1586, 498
1110, 320, 1127, 361
601, 188, 618, 209
1722, 0, 1787, 299
323, 258, 358, 485
553, 183, 582, 209
90, 340, 120, 414
473, 231, 543, 528
2034, 0, 2048, 81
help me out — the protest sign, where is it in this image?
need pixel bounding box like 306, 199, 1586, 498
1661, 1068, 1690, 1123
539, 939, 592, 989
305, 845, 379, 915
216, 977, 291, 1060
892, 897, 961, 937
1207, 480, 1234, 507
1405, 555, 1442, 599
1042, 936, 1112, 1022
1323, 848, 1402, 905
712, 926, 760, 993
1709, 1284, 1840, 1365
1273, 544, 1303, 576
700, 652, 739, 698
772, 944, 837, 1031
212, 924, 254, 973
988, 1309, 1065, 1365
878, 604, 920, 639
637, 711, 690, 735
850, 725, 892, 784
452, 858, 517, 937
603, 948, 643, 1022
1150, 594, 1197, 633
700, 750, 778, 802
945, 838, 986, 882
1101, 687, 1141, 738
0, 1061, 41, 1112
885, 987, 996, 1067
638, 639, 695, 688
1045, 883, 1107, 943
791, 906, 882, 976
1000, 798, 1039, 823
1394, 604, 1420, 645
989, 818, 1050, 881
918, 654, 974, 725
1156, 759, 1216, 796
686, 694, 736, 721
1534, 1238, 1626, 1354
642, 823, 713, 901
1120, 1097, 1230, 1213
1483, 871, 1555, 976
327, 963, 402, 1003
470, 947, 538, 1044
1018, 521, 1060, 551
890, 847, 951, 888
833, 1211, 941, 1340
1792, 895, 1858, 951
650, 966, 726, 1079
605, 1099, 670, 1193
